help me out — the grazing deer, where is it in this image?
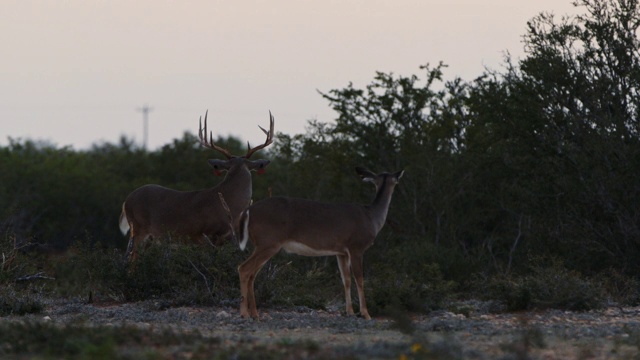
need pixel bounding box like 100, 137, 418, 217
237, 167, 404, 320
119, 111, 274, 262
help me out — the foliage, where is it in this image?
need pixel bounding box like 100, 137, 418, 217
462, 0, 640, 275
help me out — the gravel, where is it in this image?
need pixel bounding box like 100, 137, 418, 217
6, 298, 640, 359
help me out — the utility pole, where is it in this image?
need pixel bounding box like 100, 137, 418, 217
137, 104, 153, 150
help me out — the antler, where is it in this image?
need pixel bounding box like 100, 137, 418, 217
198, 110, 234, 159
244, 111, 275, 159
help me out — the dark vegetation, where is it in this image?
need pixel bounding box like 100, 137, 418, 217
2, 0, 640, 323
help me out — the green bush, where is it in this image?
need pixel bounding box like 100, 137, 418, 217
484, 259, 606, 311
362, 236, 458, 315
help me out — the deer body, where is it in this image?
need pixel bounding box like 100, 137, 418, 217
119, 111, 274, 261
237, 167, 404, 320
240, 198, 376, 256
120, 159, 258, 242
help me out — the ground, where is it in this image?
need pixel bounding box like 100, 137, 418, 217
3, 299, 640, 359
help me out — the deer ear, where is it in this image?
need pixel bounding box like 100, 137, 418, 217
394, 170, 405, 181
355, 167, 376, 182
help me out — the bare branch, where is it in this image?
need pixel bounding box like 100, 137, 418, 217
15, 272, 55, 282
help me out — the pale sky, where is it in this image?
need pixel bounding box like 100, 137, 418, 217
1, 0, 579, 150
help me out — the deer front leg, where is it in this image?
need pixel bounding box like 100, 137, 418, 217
238, 267, 251, 318
238, 246, 280, 319
337, 254, 354, 316
350, 253, 371, 320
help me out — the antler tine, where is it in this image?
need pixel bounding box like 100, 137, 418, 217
197, 110, 234, 159
245, 111, 275, 158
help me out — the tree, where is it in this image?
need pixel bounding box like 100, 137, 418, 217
466, 0, 640, 273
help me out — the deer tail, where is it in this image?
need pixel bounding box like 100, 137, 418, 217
119, 202, 130, 235
238, 209, 250, 251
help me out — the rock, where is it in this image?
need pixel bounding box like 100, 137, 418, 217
216, 310, 231, 318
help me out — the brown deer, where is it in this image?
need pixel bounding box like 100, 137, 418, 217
237, 167, 404, 320
119, 111, 274, 262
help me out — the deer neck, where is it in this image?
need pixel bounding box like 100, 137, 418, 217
367, 177, 397, 234
216, 165, 253, 208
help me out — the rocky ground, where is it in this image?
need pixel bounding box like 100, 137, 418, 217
5, 298, 640, 359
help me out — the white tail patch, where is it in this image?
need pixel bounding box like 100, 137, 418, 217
239, 210, 250, 251
119, 203, 130, 235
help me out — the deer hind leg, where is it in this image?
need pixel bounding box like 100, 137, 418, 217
337, 254, 354, 316
125, 237, 135, 261
350, 253, 371, 320
238, 245, 280, 319
126, 224, 149, 264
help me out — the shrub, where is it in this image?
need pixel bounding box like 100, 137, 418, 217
252, 255, 340, 311
0, 287, 44, 316
123, 237, 243, 305
596, 269, 640, 306
484, 259, 606, 311
367, 261, 456, 315
50, 236, 245, 306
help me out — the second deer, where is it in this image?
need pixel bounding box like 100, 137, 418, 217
237, 167, 404, 320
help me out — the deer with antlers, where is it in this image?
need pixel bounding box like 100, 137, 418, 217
237, 167, 404, 320
119, 111, 274, 262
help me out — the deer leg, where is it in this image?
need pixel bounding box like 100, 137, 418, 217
126, 230, 143, 263
125, 222, 139, 262
238, 246, 280, 319
336, 254, 354, 316
350, 253, 371, 320
125, 237, 135, 262
126, 225, 150, 265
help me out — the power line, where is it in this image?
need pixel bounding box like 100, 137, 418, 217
137, 104, 153, 150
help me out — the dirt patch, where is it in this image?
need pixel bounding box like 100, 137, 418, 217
6, 299, 640, 359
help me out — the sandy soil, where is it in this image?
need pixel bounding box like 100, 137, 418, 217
6, 299, 640, 359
